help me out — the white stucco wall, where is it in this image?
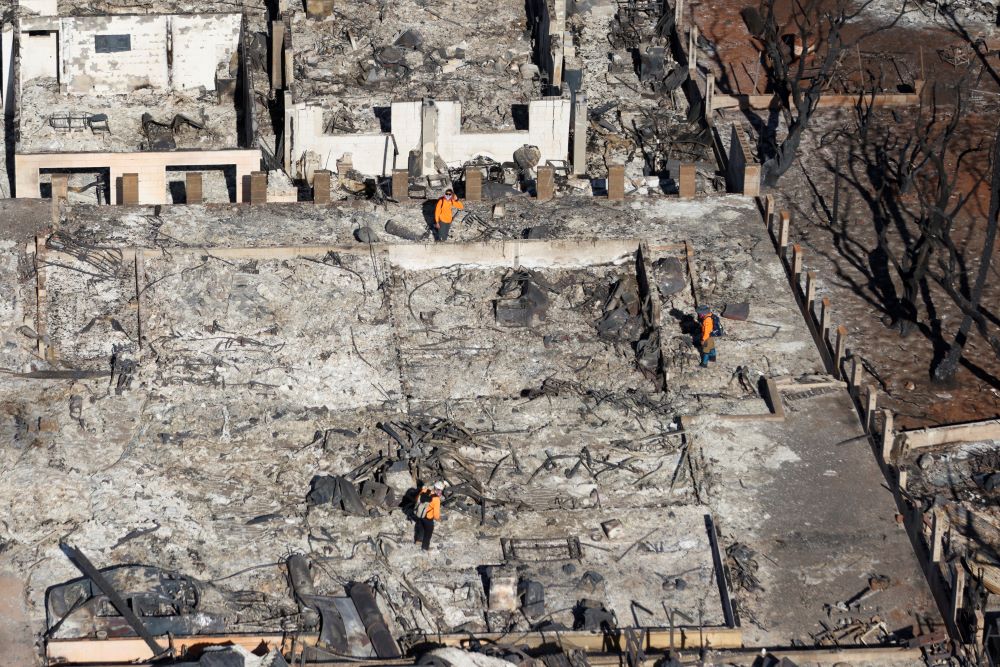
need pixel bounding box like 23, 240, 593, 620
19, 14, 241, 94
3, 24, 18, 116
432, 99, 571, 165
20, 31, 58, 82
171, 14, 241, 90
289, 104, 401, 178
61, 15, 170, 93
290, 98, 571, 179
18, 0, 58, 15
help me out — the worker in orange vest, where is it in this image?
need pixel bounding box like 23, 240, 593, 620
433, 189, 464, 241
696, 305, 720, 367
413, 481, 444, 550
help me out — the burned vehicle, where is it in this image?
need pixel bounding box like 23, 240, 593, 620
46, 565, 227, 639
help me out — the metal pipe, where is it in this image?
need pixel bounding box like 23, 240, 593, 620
348, 582, 401, 658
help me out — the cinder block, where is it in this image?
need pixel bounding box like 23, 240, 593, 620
488, 567, 518, 611
50, 174, 68, 201
122, 173, 139, 205
336, 153, 353, 176
607, 164, 625, 201
249, 171, 267, 205
601, 519, 623, 539
678, 163, 696, 198
185, 172, 203, 204
313, 170, 332, 204
305, 0, 334, 18
743, 164, 761, 197
464, 168, 482, 201
215, 76, 236, 104
536, 165, 555, 201
391, 169, 409, 201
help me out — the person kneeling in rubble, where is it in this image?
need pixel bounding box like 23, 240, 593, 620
414, 481, 445, 551
433, 189, 464, 241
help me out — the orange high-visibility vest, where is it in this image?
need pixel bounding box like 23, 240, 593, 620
434, 196, 464, 223
700, 315, 714, 343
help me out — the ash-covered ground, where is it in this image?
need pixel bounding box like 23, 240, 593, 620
0, 196, 939, 664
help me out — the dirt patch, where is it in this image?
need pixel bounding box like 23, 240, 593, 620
760, 104, 1000, 429
691, 0, 982, 97
0, 200, 53, 246
694, 0, 1000, 428
0, 572, 40, 666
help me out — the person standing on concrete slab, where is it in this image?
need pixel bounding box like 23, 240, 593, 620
433, 190, 464, 241
696, 305, 719, 367
413, 481, 444, 550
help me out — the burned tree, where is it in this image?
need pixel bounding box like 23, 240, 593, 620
850, 83, 985, 338
745, 0, 901, 186
845, 78, 1000, 380
932, 125, 1000, 382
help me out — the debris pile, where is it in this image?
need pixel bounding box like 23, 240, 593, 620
288, 0, 539, 133
726, 542, 762, 592
374, 417, 514, 525
495, 269, 556, 328
813, 615, 889, 646
595, 274, 661, 379
18, 78, 240, 153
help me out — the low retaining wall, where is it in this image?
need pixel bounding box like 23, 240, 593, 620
897, 418, 1000, 453
386, 238, 642, 269
712, 90, 923, 112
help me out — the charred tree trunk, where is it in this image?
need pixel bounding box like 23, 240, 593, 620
898, 233, 932, 336
763, 118, 807, 186
934, 127, 1000, 382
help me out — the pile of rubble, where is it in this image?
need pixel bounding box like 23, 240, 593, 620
288, 0, 539, 132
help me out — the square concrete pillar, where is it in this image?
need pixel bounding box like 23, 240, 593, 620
121, 173, 139, 205
881, 410, 895, 462
249, 171, 267, 204
820, 297, 831, 341
313, 169, 332, 204
834, 325, 848, 379
185, 172, 203, 204
929, 511, 944, 562
678, 163, 696, 198
850, 356, 862, 389
864, 384, 878, 433
465, 168, 482, 201
536, 166, 555, 201
271, 21, 285, 90
305, 0, 334, 18
777, 211, 791, 256
50, 173, 68, 201
791, 243, 803, 282
392, 169, 409, 200
572, 94, 587, 176
764, 194, 775, 229
607, 164, 625, 201
420, 99, 439, 177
